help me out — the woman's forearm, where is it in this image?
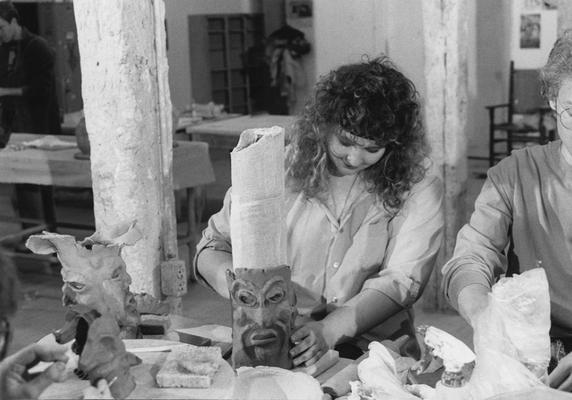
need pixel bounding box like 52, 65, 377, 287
195, 248, 233, 299
456, 283, 491, 326
321, 289, 402, 347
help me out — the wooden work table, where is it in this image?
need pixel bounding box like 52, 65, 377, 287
186, 113, 296, 149
0, 133, 214, 189
185, 114, 297, 205
36, 314, 353, 400
0, 133, 215, 263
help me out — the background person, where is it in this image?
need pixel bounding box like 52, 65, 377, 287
195, 56, 444, 367
0, 1, 61, 135
441, 29, 572, 391
0, 1, 63, 248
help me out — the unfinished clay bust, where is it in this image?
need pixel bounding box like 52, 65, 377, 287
79, 314, 141, 399
227, 265, 296, 369
25, 223, 142, 339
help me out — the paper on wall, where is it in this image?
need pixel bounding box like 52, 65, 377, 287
230, 126, 287, 269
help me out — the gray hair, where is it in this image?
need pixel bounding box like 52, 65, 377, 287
540, 29, 572, 101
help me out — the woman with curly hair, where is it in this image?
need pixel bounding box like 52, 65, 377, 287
195, 56, 444, 368
442, 30, 572, 391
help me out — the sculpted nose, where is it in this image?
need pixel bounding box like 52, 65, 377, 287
63, 294, 76, 306
62, 288, 77, 306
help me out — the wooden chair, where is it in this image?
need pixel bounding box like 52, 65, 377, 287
486, 61, 556, 167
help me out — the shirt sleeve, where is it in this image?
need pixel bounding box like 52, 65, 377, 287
192, 188, 233, 280
441, 163, 514, 310
362, 174, 444, 307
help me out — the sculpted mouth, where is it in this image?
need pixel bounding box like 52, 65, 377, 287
249, 329, 278, 346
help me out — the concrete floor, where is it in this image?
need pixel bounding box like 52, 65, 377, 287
2, 158, 488, 357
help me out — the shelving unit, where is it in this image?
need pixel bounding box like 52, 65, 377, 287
189, 14, 265, 114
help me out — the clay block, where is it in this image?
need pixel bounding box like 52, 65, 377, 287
161, 259, 187, 296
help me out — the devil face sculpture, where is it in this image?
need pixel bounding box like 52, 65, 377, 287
59, 242, 132, 319
26, 223, 141, 337
227, 266, 296, 369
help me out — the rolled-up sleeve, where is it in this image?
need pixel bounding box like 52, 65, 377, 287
362, 175, 444, 307
442, 165, 514, 310
192, 188, 233, 278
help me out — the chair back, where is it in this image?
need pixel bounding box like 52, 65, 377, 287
509, 61, 546, 115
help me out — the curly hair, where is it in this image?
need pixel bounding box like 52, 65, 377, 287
286, 55, 428, 213
540, 29, 572, 102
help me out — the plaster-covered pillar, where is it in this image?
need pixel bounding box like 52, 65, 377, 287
73, 0, 176, 297
421, 0, 469, 310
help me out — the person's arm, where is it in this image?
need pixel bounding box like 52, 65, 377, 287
291, 175, 444, 367
442, 167, 514, 324
196, 248, 233, 299
456, 284, 490, 326
0, 343, 68, 400
290, 289, 401, 366
549, 353, 572, 392
193, 188, 234, 298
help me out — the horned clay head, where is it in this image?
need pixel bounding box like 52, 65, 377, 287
26, 222, 141, 322
227, 265, 296, 369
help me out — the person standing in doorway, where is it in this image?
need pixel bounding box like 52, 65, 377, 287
0, 1, 61, 135
0, 1, 62, 239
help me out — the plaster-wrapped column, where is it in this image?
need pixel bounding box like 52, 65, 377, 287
73, 0, 176, 297
227, 127, 295, 369
421, 0, 469, 310
230, 127, 287, 270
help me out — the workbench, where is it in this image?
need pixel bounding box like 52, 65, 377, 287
185, 113, 296, 149
0, 133, 215, 264
185, 114, 296, 207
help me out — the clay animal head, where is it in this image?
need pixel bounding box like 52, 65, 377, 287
227, 266, 296, 369
79, 314, 141, 400
26, 222, 141, 323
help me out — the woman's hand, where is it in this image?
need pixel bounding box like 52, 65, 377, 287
290, 321, 332, 368
549, 353, 572, 391
0, 343, 68, 400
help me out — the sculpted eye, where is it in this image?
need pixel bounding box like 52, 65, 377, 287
236, 289, 257, 307
111, 267, 122, 280
266, 287, 285, 303
68, 281, 85, 291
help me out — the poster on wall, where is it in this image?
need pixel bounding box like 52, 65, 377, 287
520, 14, 541, 48
286, 0, 313, 28
511, 0, 558, 68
